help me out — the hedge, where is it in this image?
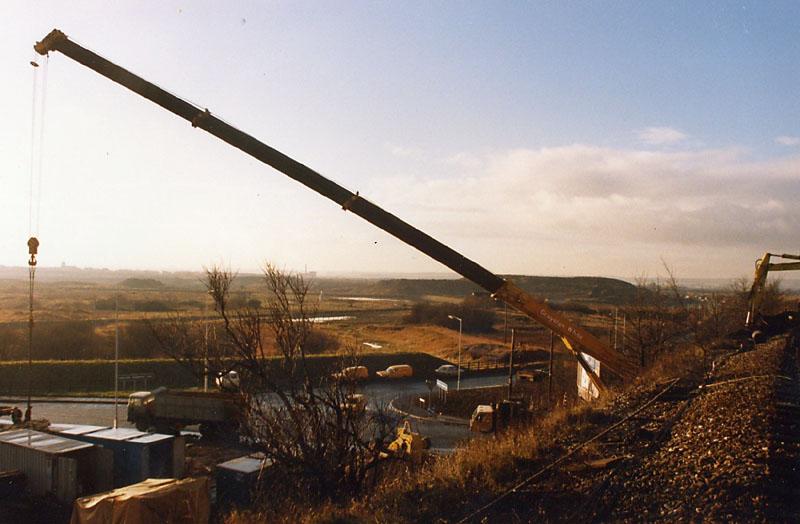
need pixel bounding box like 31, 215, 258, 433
0, 352, 450, 395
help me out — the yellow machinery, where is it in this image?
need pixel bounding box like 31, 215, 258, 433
745, 252, 800, 328
385, 420, 431, 463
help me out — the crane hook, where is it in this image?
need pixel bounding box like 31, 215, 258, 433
27, 237, 39, 266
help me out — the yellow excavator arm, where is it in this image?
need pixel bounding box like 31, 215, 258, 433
746, 252, 800, 328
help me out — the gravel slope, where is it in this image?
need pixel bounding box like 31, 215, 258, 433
478, 330, 800, 523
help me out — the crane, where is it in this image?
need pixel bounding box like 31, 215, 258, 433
34, 29, 636, 392
745, 252, 800, 329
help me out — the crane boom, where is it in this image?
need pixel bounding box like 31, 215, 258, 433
34, 29, 636, 384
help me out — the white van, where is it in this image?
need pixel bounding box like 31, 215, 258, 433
376, 364, 413, 379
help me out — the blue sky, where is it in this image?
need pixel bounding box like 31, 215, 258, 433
1, 2, 798, 279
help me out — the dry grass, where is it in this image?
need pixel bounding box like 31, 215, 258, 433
224, 399, 602, 524
634, 343, 706, 385
222, 344, 707, 524
332, 324, 502, 361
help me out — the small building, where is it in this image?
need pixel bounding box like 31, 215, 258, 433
215, 453, 271, 508
47, 425, 184, 488
0, 429, 112, 503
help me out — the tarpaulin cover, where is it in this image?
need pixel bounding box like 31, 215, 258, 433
70, 477, 209, 524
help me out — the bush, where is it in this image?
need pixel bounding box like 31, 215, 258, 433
0, 358, 198, 395
119, 321, 163, 358
0, 326, 24, 360
304, 329, 340, 354
120, 278, 164, 289
134, 300, 173, 312
404, 298, 496, 333
0, 352, 450, 396
33, 320, 99, 360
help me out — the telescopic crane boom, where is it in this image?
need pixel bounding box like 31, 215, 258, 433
34, 29, 636, 391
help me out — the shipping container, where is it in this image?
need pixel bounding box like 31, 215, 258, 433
47, 424, 183, 487
215, 453, 271, 508
0, 429, 112, 504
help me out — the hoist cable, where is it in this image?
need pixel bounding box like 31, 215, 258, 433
27, 264, 35, 420
25, 55, 46, 423
28, 56, 39, 235
35, 56, 48, 235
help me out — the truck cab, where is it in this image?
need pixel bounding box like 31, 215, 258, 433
470, 400, 530, 433
127, 390, 157, 430
470, 404, 495, 433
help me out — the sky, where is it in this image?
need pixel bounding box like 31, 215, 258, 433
1, 1, 798, 280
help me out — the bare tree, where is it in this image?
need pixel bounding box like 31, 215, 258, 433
154, 264, 396, 502
622, 275, 681, 367
621, 263, 693, 368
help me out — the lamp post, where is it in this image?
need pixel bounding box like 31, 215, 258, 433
447, 315, 462, 391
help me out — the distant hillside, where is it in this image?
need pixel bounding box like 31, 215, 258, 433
120, 277, 164, 289
365, 275, 638, 304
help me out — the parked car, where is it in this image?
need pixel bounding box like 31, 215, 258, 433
332, 365, 369, 381
435, 364, 461, 377
215, 370, 240, 390
341, 393, 367, 412
517, 368, 546, 382
376, 364, 413, 379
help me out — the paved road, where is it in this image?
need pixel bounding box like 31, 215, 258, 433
7, 372, 509, 450
363, 371, 509, 405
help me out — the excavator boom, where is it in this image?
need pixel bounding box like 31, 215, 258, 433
34, 29, 635, 386
746, 252, 800, 328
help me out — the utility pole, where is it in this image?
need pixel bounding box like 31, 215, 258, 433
203, 297, 209, 392
548, 330, 555, 406
507, 328, 515, 399
503, 302, 508, 344
113, 287, 119, 429
448, 315, 463, 391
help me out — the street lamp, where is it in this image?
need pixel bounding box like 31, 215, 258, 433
447, 315, 462, 391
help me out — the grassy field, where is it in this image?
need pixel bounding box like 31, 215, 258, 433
0, 269, 645, 395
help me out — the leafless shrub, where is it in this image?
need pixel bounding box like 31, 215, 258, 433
153, 264, 396, 503
621, 270, 687, 368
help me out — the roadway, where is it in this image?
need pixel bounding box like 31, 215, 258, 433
4, 372, 510, 451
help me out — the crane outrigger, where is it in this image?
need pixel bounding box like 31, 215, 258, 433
34, 29, 636, 392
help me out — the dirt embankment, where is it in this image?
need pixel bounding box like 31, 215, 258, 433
476, 332, 800, 522
602, 333, 800, 521
215, 333, 800, 523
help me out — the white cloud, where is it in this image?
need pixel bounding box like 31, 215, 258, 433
370, 145, 800, 263
385, 143, 424, 159
443, 152, 484, 169
637, 127, 688, 145
775, 135, 800, 146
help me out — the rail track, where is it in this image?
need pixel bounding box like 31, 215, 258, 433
461, 329, 800, 523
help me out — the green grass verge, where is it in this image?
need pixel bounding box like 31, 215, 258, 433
0, 352, 450, 396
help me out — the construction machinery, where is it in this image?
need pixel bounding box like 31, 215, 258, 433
384, 420, 431, 463
33, 29, 636, 395
469, 400, 532, 434
745, 252, 800, 334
